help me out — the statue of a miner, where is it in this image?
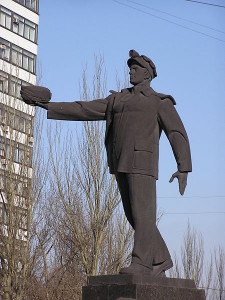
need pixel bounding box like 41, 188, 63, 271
21, 50, 192, 277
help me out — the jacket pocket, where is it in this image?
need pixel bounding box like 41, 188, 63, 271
134, 140, 153, 152
133, 140, 154, 170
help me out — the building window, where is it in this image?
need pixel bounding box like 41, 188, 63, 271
19, 209, 28, 229
13, 145, 26, 165
0, 71, 9, 94
9, 77, 23, 99
0, 40, 10, 61
0, 137, 33, 167
14, 114, 27, 133
0, 7, 11, 30
0, 6, 38, 44
13, 0, 39, 14
0, 202, 27, 230
23, 50, 35, 72
0, 70, 33, 100
12, 13, 37, 43
12, 45, 23, 68
0, 104, 33, 134
0, 203, 8, 224
12, 15, 24, 36
24, 19, 36, 42
0, 38, 36, 74
0, 107, 6, 125
0, 171, 30, 195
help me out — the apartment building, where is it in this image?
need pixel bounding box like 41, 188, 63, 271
0, 0, 39, 241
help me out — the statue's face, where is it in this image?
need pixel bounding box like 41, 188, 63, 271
129, 64, 147, 85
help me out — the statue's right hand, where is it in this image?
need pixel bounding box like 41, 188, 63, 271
20, 85, 51, 109
20, 90, 32, 104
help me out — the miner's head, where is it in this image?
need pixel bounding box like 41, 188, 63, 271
127, 50, 157, 86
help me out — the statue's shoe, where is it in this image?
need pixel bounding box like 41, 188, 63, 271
119, 263, 153, 275
119, 259, 173, 277
152, 258, 173, 277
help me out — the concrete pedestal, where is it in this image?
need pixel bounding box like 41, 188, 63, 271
82, 274, 206, 300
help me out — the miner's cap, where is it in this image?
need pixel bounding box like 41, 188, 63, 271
127, 50, 157, 79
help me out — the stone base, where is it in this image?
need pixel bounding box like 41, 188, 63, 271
82, 275, 206, 300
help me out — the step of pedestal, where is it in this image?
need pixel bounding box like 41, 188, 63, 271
82, 275, 206, 300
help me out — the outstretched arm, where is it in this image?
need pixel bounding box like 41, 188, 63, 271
158, 98, 192, 195
46, 98, 108, 122
20, 85, 110, 122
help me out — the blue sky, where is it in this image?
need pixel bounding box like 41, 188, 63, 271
37, 0, 225, 259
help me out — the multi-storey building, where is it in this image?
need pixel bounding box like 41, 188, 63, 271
0, 0, 39, 242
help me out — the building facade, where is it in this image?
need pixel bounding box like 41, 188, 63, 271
0, 0, 39, 243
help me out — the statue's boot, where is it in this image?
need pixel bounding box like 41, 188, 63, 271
152, 258, 173, 277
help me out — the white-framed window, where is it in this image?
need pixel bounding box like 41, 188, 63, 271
0, 137, 32, 166
12, 45, 23, 68
0, 7, 38, 43
0, 38, 36, 74
23, 50, 35, 73
24, 19, 36, 42
0, 71, 9, 94
13, 0, 39, 13
9, 77, 22, 99
0, 39, 10, 61
0, 202, 8, 224
0, 7, 11, 30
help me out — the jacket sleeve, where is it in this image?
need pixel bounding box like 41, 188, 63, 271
47, 97, 109, 121
158, 98, 192, 172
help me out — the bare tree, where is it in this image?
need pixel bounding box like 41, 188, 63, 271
47, 54, 133, 281
17, 54, 133, 300
182, 221, 204, 286
0, 54, 54, 299
0, 54, 167, 299
0, 75, 35, 299
214, 246, 225, 300
169, 221, 225, 300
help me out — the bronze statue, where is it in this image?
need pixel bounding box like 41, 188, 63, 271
21, 50, 192, 277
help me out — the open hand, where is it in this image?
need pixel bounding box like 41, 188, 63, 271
169, 171, 188, 195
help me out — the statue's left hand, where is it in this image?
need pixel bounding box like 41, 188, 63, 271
169, 171, 188, 195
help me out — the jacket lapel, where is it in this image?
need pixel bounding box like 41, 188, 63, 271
105, 88, 130, 142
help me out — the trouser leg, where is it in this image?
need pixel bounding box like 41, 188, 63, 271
116, 172, 171, 268
115, 172, 135, 229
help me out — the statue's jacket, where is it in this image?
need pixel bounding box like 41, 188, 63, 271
47, 86, 192, 179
